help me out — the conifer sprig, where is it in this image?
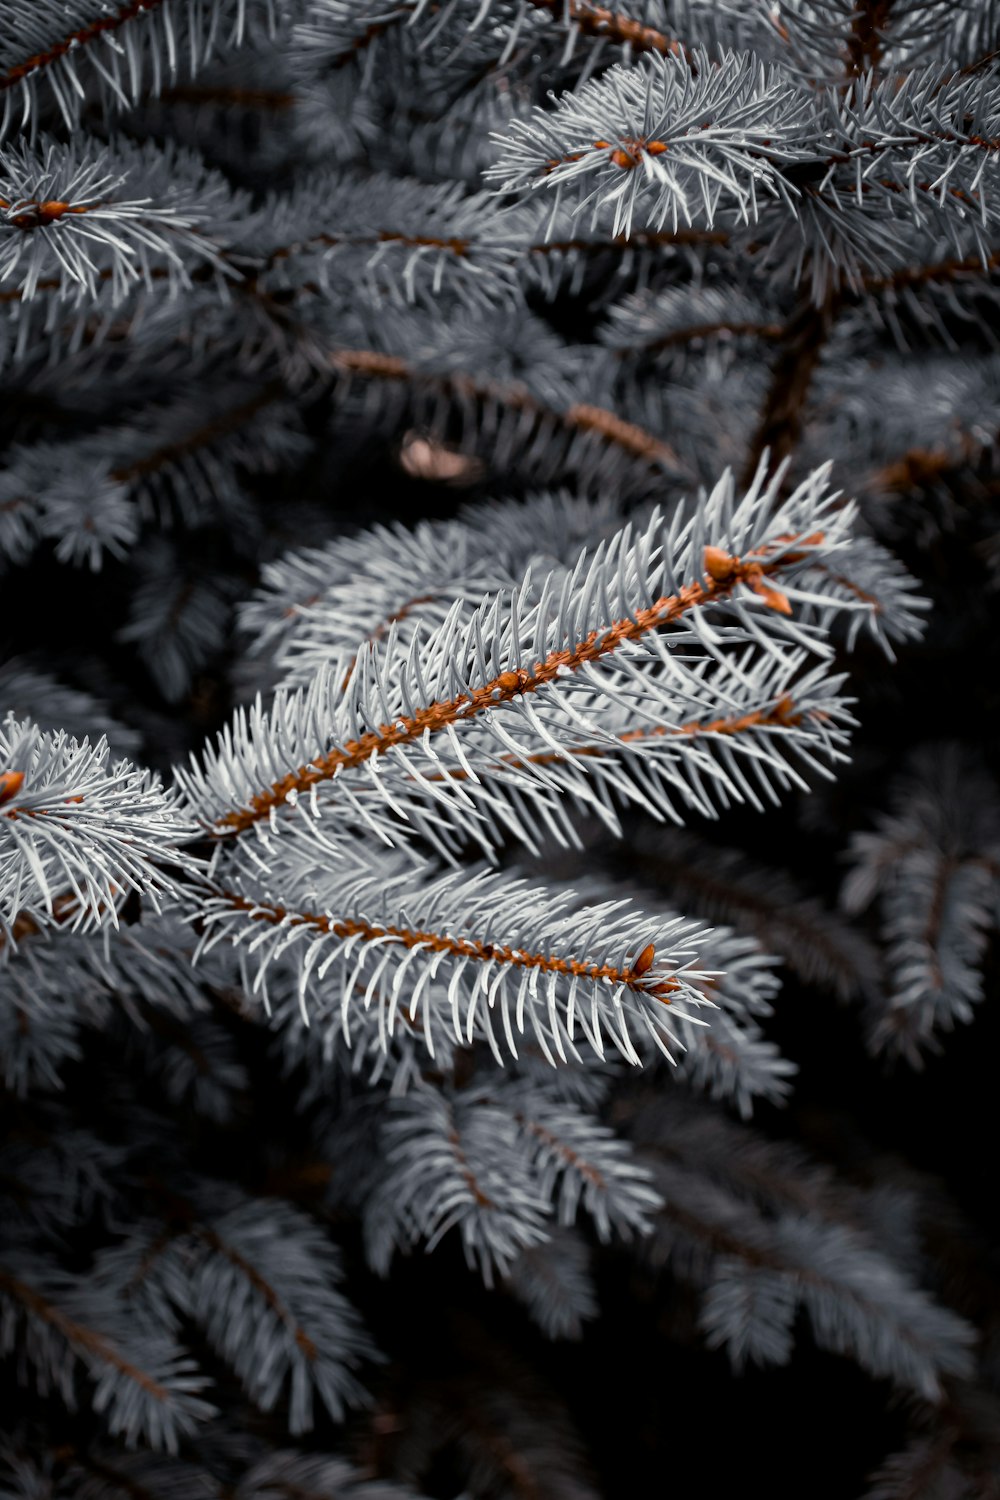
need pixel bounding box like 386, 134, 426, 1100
0, 717, 194, 940
0, 1, 276, 137
180, 462, 870, 853
196, 837, 714, 1066
487, 50, 814, 239
0, 135, 239, 302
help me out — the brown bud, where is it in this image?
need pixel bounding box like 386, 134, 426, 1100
633, 942, 656, 977
771, 695, 800, 725
753, 580, 793, 615
646, 979, 677, 1004
703, 546, 738, 582
0, 770, 25, 807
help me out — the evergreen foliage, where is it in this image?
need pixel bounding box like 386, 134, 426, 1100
1, 1, 999, 1493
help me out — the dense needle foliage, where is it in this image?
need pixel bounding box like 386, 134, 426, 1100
1, 2, 999, 1495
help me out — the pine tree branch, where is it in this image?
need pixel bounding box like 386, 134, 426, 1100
328, 348, 679, 469
197, 845, 723, 1066
0, 1, 273, 132
743, 288, 842, 483
488, 50, 812, 238
646, 1193, 974, 1398
415, 695, 821, 785
196, 1226, 320, 1361
0, 138, 237, 308
320, 0, 691, 70
446, 1112, 497, 1212
121, 1187, 370, 1431
622, 317, 787, 356
862, 251, 1000, 293
526, 0, 688, 62
211, 532, 815, 835
0, 1267, 168, 1395
254, 221, 725, 302
516, 1115, 607, 1192
843, 747, 1000, 1062
366, 1089, 553, 1275
0, 1, 167, 94
109, 382, 288, 485
844, 1, 896, 80
1, 720, 192, 932
207, 889, 682, 1007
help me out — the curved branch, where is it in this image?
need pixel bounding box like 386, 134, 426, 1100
197, 1226, 319, 1360
448, 1114, 497, 1210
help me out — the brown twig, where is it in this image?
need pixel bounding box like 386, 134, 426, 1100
329, 347, 681, 470
328, 0, 690, 70
623, 318, 786, 357
209, 890, 682, 1005
844, 0, 896, 79
0, 1268, 169, 1397
0, 0, 167, 92
109, 381, 288, 484
213, 538, 813, 835
418, 697, 810, 786
743, 287, 843, 484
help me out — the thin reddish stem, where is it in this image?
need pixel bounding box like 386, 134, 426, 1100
213, 891, 680, 1004
517, 1114, 608, 1188
329, 348, 681, 469
214, 542, 812, 836
0, 1, 167, 91
0, 1269, 168, 1398
419, 697, 810, 785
